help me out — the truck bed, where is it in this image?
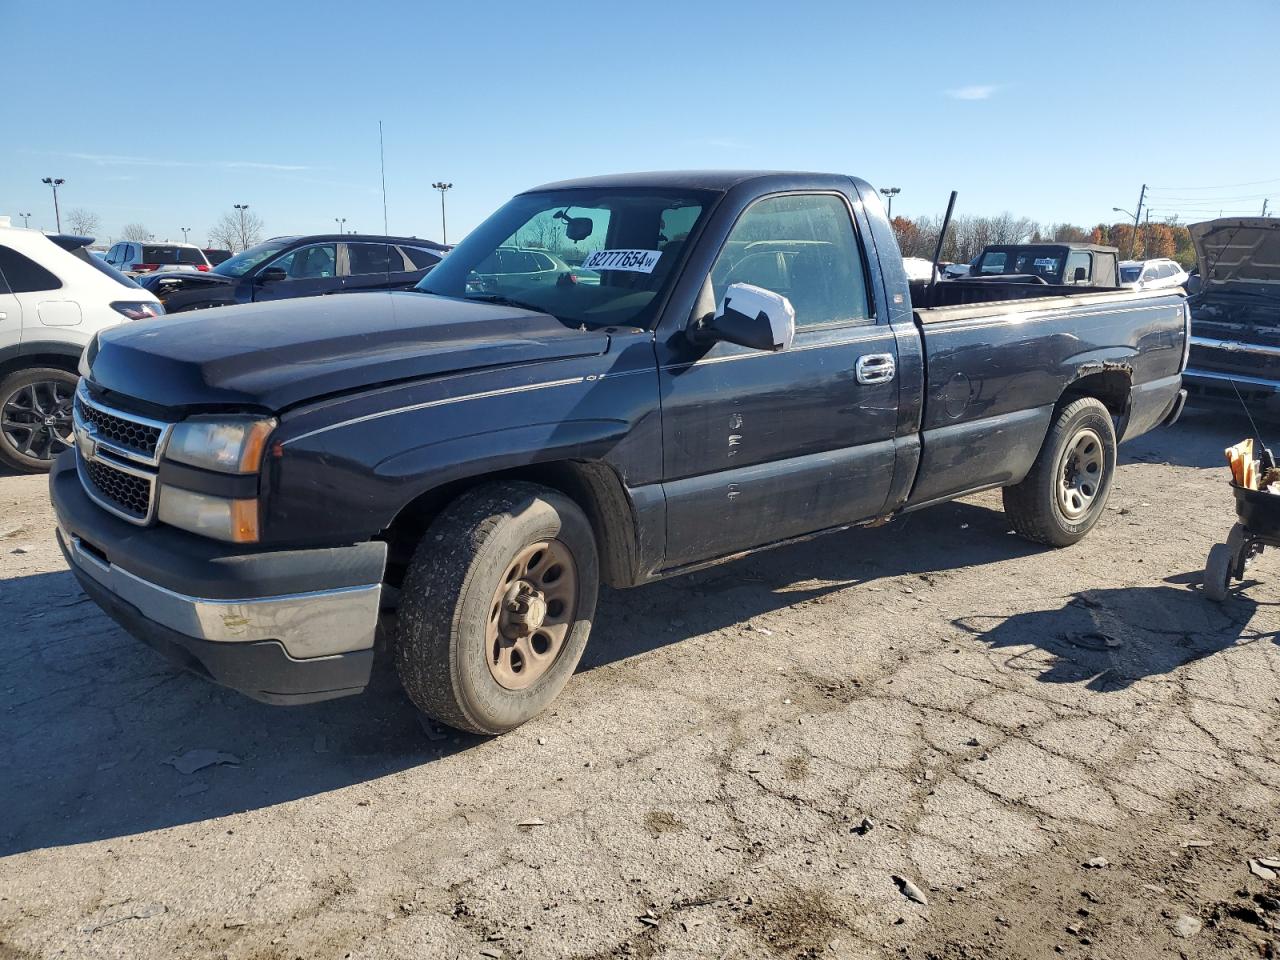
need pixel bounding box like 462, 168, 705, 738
902, 286, 1187, 511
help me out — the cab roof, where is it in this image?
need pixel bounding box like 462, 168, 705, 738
523, 170, 853, 194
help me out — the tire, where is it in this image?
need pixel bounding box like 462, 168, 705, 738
0, 367, 78, 474
395, 482, 600, 735
1002, 397, 1117, 547
1204, 543, 1232, 603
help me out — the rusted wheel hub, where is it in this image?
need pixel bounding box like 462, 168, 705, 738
486, 540, 577, 690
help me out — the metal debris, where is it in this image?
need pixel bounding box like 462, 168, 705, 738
82, 903, 167, 934
517, 818, 547, 828
892, 875, 928, 905
1062, 632, 1122, 651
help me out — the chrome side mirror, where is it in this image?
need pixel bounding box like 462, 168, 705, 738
691, 282, 796, 352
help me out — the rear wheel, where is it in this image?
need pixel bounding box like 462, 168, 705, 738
1003, 397, 1117, 547
0, 367, 78, 473
395, 482, 599, 735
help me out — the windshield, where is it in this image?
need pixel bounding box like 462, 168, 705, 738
214, 237, 297, 278
416, 188, 714, 328
1120, 265, 1142, 283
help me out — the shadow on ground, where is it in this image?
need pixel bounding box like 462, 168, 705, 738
954, 580, 1276, 691
1, 497, 1037, 856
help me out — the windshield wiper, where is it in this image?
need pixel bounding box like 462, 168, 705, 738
464, 293, 551, 314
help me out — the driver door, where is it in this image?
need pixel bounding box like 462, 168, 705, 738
252, 242, 338, 301
657, 192, 900, 569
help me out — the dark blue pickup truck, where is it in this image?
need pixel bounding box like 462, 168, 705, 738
50, 171, 1189, 734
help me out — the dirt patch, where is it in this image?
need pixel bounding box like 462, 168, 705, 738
740, 889, 843, 958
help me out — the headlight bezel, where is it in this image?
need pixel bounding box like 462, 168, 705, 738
165, 416, 277, 475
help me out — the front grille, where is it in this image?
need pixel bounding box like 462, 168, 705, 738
84, 458, 153, 520
75, 392, 163, 459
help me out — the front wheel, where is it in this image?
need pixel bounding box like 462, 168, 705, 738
395, 482, 599, 735
1003, 397, 1117, 547
0, 367, 78, 473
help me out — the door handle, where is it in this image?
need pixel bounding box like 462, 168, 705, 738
0, 312, 6, 320
856, 353, 896, 385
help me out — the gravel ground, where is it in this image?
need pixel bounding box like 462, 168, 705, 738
2, 409, 1279, 960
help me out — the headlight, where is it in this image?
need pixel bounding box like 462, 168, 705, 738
166, 417, 276, 474
157, 486, 259, 543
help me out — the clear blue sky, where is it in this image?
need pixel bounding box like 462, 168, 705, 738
4, 0, 1278, 245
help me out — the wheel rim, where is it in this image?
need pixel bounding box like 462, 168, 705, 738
486, 540, 578, 691
1057, 427, 1104, 520
1, 379, 75, 462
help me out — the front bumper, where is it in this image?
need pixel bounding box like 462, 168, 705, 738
50, 452, 386, 705
1183, 368, 1280, 416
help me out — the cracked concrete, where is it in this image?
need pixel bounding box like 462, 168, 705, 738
2, 408, 1279, 959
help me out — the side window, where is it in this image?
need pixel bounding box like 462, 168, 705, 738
0, 245, 63, 293
346, 243, 395, 276
710, 194, 870, 328
501, 250, 540, 273
1159, 262, 1177, 279
1065, 251, 1092, 284
979, 252, 1007, 275
271, 243, 337, 279
402, 246, 441, 270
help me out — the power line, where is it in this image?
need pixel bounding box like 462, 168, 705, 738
1149, 176, 1280, 190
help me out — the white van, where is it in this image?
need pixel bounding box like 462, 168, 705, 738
0, 218, 163, 472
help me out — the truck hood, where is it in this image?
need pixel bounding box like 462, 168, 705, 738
1191, 218, 1280, 297
87, 291, 611, 411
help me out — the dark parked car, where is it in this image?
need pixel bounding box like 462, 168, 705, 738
52, 171, 1187, 734
137, 234, 447, 312
203, 248, 233, 266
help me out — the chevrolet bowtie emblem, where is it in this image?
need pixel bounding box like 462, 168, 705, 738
77, 421, 99, 461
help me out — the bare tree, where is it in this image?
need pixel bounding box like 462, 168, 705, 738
209, 207, 265, 252
121, 222, 152, 242
65, 208, 101, 238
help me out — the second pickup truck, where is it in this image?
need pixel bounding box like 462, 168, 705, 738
51, 171, 1189, 734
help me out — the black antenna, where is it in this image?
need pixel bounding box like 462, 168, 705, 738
928, 190, 958, 301
378, 120, 390, 289
378, 120, 389, 236
1230, 377, 1275, 470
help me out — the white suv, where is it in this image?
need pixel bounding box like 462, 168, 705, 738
1119, 257, 1189, 290
103, 240, 211, 275
0, 219, 163, 472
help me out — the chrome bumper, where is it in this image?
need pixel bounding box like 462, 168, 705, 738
57, 526, 381, 660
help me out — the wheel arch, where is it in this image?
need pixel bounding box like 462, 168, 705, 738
381, 459, 641, 590
1059, 363, 1133, 418
0, 342, 84, 381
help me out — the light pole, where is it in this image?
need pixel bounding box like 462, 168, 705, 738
233, 204, 249, 251
432, 182, 453, 244
41, 177, 65, 232
335, 217, 346, 234
880, 186, 901, 219
19, 213, 32, 228
1112, 206, 1140, 258
181, 226, 191, 243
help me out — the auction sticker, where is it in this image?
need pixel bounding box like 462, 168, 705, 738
581, 249, 662, 273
